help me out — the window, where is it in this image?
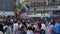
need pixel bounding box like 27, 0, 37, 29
0, 0, 14, 11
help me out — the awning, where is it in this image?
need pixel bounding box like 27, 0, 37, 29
0, 11, 15, 16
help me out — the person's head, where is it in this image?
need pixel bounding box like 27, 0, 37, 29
50, 21, 55, 25
58, 20, 60, 23
19, 26, 26, 32
35, 23, 41, 30
27, 25, 33, 30
27, 22, 33, 27
20, 26, 24, 31
0, 21, 2, 24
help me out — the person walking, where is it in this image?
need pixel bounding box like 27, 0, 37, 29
34, 23, 45, 34
55, 21, 60, 34
0, 22, 3, 34
13, 22, 18, 34
41, 22, 46, 30
27, 23, 34, 34
17, 25, 27, 34
48, 22, 55, 34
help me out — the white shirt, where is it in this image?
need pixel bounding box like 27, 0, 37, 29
0, 31, 3, 34
41, 24, 46, 30
13, 23, 18, 30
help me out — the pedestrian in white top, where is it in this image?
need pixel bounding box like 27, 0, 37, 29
41, 23, 46, 30
13, 22, 18, 34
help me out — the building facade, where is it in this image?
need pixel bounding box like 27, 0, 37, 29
25, 0, 60, 18
0, 0, 15, 16
0, 0, 14, 11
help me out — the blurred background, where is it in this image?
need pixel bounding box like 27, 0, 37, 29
0, 0, 60, 34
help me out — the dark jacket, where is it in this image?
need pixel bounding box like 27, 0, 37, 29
34, 29, 45, 34
17, 31, 26, 34
0, 24, 3, 32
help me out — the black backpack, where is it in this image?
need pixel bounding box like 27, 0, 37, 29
40, 29, 45, 34
34, 29, 45, 34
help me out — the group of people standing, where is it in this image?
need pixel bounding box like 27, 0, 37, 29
0, 18, 46, 34
48, 21, 60, 34
0, 16, 60, 34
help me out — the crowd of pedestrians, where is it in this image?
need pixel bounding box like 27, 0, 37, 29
48, 20, 60, 34
0, 15, 60, 34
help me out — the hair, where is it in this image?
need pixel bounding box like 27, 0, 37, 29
50, 21, 55, 25
20, 26, 25, 31
27, 26, 33, 30
58, 20, 60, 23
37, 23, 41, 29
